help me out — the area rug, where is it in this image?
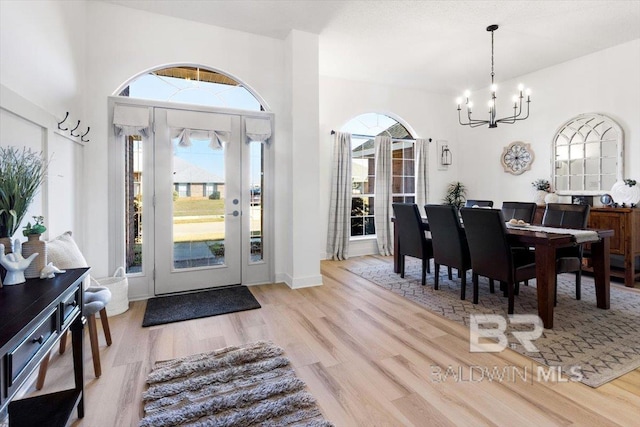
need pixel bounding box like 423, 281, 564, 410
142, 285, 261, 327
347, 258, 640, 388
140, 341, 333, 427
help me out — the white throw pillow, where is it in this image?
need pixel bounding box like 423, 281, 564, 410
47, 231, 91, 289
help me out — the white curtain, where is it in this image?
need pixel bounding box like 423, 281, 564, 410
245, 117, 272, 144
414, 138, 430, 216
113, 105, 150, 137
166, 110, 231, 149
374, 135, 393, 256
326, 132, 352, 260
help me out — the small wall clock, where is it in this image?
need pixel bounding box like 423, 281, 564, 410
501, 141, 534, 175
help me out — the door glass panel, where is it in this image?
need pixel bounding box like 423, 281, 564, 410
249, 141, 263, 262
125, 135, 143, 274
172, 137, 226, 269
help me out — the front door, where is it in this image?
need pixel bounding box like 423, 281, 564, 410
153, 108, 242, 294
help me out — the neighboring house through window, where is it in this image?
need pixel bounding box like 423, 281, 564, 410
340, 113, 415, 238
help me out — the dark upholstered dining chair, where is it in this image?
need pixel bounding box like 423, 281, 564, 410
392, 203, 433, 286
460, 208, 537, 314
542, 203, 591, 301
424, 204, 471, 300
465, 199, 494, 208
501, 201, 537, 224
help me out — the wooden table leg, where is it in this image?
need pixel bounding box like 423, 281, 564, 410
71, 314, 86, 418
535, 243, 557, 329
590, 236, 611, 309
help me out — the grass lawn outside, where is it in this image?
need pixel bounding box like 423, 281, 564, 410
173, 198, 225, 217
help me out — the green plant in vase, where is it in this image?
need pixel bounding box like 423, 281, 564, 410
23, 216, 47, 236
0, 146, 47, 248
443, 181, 467, 210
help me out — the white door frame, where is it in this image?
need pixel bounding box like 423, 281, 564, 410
107, 96, 274, 299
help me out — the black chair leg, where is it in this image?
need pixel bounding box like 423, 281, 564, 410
426, 259, 431, 274
434, 263, 440, 290
447, 266, 453, 280
576, 270, 582, 300
514, 282, 520, 296
472, 273, 479, 304
507, 281, 515, 314
489, 279, 495, 293
400, 255, 405, 278
554, 275, 558, 306
501, 281, 508, 298
421, 257, 427, 286
460, 271, 467, 300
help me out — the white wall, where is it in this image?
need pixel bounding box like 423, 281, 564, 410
456, 39, 640, 207
1, 85, 85, 249
0, 0, 86, 116
319, 77, 458, 257
283, 30, 323, 287
80, 2, 301, 294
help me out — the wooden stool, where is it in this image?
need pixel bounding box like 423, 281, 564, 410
36, 287, 112, 390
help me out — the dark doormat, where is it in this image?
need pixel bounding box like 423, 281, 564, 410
142, 285, 261, 327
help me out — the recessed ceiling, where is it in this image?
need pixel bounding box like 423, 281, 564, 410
100, 0, 640, 94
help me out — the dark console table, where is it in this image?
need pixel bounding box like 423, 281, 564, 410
0, 268, 88, 426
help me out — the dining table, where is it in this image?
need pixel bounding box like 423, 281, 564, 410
391, 217, 613, 329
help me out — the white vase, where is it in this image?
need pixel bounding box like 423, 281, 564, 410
611, 181, 640, 206
534, 190, 547, 206
544, 192, 559, 204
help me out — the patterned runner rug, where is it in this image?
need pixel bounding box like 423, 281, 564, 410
347, 257, 640, 387
140, 341, 333, 426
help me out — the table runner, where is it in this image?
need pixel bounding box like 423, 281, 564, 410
511, 224, 599, 243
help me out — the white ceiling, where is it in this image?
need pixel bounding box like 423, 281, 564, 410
100, 0, 640, 94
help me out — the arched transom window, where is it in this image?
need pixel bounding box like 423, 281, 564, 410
118, 66, 264, 111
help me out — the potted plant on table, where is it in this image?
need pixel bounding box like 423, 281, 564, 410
443, 181, 467, 210
531, 179, 552, 206
0, 146, 48, 254
21, 216, 47, 279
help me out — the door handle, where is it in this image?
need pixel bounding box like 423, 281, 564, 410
228, 210, 240, 217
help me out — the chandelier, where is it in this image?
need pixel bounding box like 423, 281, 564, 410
457, 25, 531, 128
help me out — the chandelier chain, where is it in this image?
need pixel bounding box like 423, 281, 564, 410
491, 28, 495, 84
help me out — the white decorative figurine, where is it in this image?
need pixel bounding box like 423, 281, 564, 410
40, 262, 66, 279
0, 242, 39, 285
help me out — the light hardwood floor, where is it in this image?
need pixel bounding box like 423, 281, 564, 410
24, 256, 640, 426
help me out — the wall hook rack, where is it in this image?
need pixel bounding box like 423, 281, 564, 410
81, 127, 90, 142
57, 112, 69, 131
69, 120, 81, 137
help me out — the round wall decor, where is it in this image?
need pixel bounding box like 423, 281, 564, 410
501, 141, 534, 175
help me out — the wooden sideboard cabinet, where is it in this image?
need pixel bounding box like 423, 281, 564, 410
0, 268, 89, 426
584, 207, 640, 287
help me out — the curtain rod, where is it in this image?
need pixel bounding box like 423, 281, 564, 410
330, 130, 430, 143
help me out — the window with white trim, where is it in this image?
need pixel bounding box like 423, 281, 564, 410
341, 113, 415, 238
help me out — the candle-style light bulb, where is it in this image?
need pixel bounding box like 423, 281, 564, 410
456, 97, 462, 106
464, 90, 471, 98
518, 83, 524, 92
467, 101, 473, 111
491, 84, 497, 93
